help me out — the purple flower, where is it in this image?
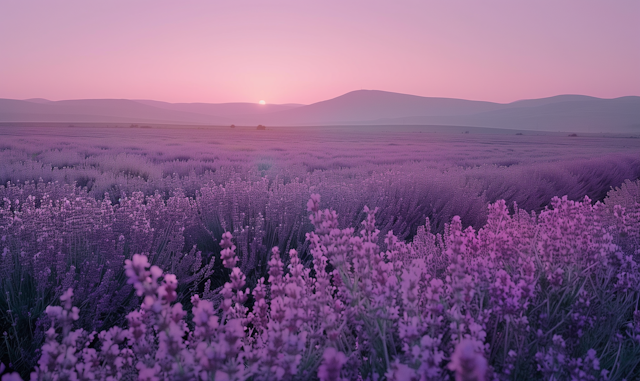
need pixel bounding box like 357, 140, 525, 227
447, 340, 487, 381
318, 347, 347, 381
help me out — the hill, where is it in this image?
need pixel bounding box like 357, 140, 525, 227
2, 90, 638, 133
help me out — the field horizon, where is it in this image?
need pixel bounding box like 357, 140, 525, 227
2, 90, 639, 133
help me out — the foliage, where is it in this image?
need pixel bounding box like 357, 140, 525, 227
2, 189, 639, 380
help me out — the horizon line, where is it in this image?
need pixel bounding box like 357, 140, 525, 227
9, 89, 640, 106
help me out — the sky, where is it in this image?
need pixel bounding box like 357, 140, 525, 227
1, 1, 639, 105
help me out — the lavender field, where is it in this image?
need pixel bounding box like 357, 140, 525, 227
1, 123, 639, 380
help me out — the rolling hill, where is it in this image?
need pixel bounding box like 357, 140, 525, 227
1, 90, 638, 133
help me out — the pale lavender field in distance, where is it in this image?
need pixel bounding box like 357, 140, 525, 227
2, 122, 639, 235
2, 123, 639, 186
2, 123, 639, 198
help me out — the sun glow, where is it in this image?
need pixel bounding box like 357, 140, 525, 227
259, 100, 266, 105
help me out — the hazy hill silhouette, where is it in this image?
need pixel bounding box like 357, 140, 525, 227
2, 90, 639, 132
251, 90, 639, 132
133, 100, 304, 118
1, 98, 302, 124
503, 94, 600, 108
0, 98, 230, 124
249, 90, 505, 125
24, 98, 54, 104
370, 96, 640, 132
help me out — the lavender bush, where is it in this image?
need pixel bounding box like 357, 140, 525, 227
2, 189, 639, 380
0, 186, 215, 374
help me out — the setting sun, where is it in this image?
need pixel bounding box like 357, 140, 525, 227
259, 100, 266, 105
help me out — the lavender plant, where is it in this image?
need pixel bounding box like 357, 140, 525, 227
2, 191, 638, 380
0, 188, 214, 374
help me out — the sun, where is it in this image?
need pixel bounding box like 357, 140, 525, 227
259, 100, 266, 105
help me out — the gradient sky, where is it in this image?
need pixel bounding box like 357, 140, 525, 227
1, 1, 638, 104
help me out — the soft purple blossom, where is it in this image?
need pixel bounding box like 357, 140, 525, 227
317, 347, 348, 381
447, 339, 488, 381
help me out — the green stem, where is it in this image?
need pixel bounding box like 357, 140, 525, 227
610, 341, 623, 378
3, 332, 13, 366
623, 355, 640, 381
376, 319, 390, 372
489, 319, 499, 360
503, 320, 510, 364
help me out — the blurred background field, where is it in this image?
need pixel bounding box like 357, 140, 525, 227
2, 122, 639, 234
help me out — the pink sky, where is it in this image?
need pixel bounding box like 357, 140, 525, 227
1, 1, 638, 104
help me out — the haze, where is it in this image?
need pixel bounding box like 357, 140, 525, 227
1, 1, 639, 104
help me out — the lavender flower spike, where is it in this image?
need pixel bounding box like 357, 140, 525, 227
447, 339, 488, 381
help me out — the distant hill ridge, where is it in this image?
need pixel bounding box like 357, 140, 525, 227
0, 90, 637, 132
